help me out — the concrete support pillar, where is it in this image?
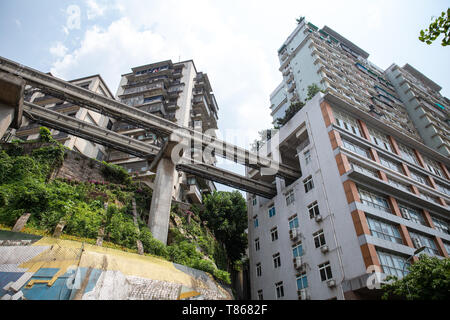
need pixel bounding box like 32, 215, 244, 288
0, 72, 24, 139
0, 103, 15, 138
147, 137, 185, 245
148, 157, 177, 244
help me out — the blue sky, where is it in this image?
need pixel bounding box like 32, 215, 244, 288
1, 0, 449, 191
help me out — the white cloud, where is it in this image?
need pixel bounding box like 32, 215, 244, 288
50, 1, 280, 143
85, 0, 107, 20
15, 19, 21, 28
49, 42, 68, 58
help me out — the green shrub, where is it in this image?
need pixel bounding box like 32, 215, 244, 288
139, 227, 168, 258
191, 258, 216, 275
101, 161, 132, 185
39, 126, 53, 143
213, 269, 231, 285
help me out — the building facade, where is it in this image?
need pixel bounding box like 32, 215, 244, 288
248, 18, 450, 300
385, 63, 450, 157
109, 60, 219, 204
13, 74, 114, 161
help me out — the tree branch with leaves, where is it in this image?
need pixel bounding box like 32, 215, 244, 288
419, 9, 449, 46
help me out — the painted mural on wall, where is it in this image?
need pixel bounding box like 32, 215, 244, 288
0, 231, 232, 300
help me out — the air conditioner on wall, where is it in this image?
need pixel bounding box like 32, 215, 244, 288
412, 237, 422, 249
400, 208, 411, 220
297, 289, 310, 300
320, 245, 329, 253
315, 214, 323, 222
294, 256, 305, 271
327, 279, 336, 288
290, 228, 298, 240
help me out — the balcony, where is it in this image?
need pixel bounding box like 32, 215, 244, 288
32, 95, 61, 106
287, 82, 296, 93
186, 183, 203, 204
119, 82, 166, 98
347, 168, 449, 216
138, 102, 167, 117
192, 95, 211, 118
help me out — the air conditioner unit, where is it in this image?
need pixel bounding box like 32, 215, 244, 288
327, 279, 336, 288
297, 289, 310, 300
412, 237, 422, 249
315, 214, 323, 222
294, 256, 305, 271
320, 245, 329, 253
400, 208, 411, 220
290, 228, 299, 240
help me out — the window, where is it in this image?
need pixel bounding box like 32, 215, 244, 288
285, 190, 295, 206
268, 206, 276, 218
96, 150, 105, 161
423, 157, 443, 177
358, 187, 391, 213
271, 227, 279, 242
313, 230, 326, 248
253, 216, 259, 228
143, 95, 163, 103
409, 170, 430, 187
341, 139, 370, 158
273, 253, 281, 268
398, 144, 419, 166
368, 127, 392, 152
333, 109, 362, 137
303, 176, 314, 193
318, 262, 333, 281
366, 216, 403, 244
437, 183, 450, 197
289, 216, 299, 230
387, 177, 410, 192
398, 204, 426, 226
350, 162, 378, 178
292, 242, 303, 258
255, 238, 260, 251
252, 196, 257, 206
379, 156, 402, 173
431, 216, 449, 235
257, 290, 263, 300
377, 250, 409, 278
308, 201, 320, 219
256, 263, 262, 277
296, 272, 308, 290
409, 231, 441, 256
275, 282, 284, 299
304, 149, 312, 165
444, 242, 450, 256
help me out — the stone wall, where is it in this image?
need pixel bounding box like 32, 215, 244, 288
1, 141, 113, 184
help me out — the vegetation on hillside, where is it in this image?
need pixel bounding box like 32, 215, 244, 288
0, 127, 233, 285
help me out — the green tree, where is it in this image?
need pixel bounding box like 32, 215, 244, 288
381, 255, 450, 300
419, 9, 449, 46
275, 101, 305, 127
306, 83, 322, 101
201, 191, 248, 266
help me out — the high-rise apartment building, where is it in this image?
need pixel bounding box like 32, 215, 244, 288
13, 74, 114, 161
109, 60, 219, 204
385, 64, 450, 157
247, 18, 449, 300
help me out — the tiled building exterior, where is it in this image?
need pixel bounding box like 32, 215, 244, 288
249, 18, 449, 300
